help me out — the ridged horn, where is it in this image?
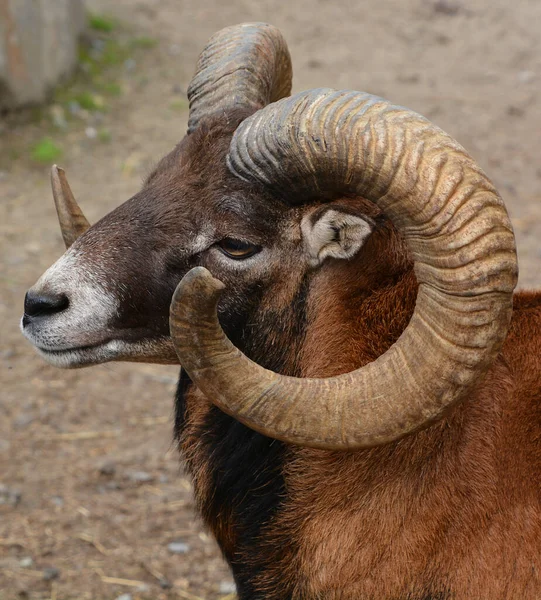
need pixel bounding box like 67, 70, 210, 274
170, 89, 518, 450
187, 22, 292, 133
51, 165, 90, 249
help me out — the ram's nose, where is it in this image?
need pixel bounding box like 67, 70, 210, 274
22, 290, 69, 326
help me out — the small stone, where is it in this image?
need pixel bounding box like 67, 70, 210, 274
432, 0, 461, 15
85, 127, 97, 139
127, 470, 153, 483
306, 58, 323, 69
167, 541, 190, 554
0, 484, 22, 506
51, 496, 64, 507
91, 38, 105, 53
50, 105, 67, 129
19, 557, 34, 568
434, 33, 451, 45
397, 73, 420, 84
159, 578, 172, 589
98, 460, 116, 476
219, 580, 237, 594
43, 567, 60, 581
67, 101, 81, 116
13, 413, 34, 429
517, 70, 535, 84
124, 58, 137, 72
135, 584, 151, 593
115, 595, 132, 600
507, 105, 525, 118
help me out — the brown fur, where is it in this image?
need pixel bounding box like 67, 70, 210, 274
252, 289, 541, 599
178, 181, 541, 598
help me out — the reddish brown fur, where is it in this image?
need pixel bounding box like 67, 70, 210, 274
260, 285, 541, 599
179, 188, 541, 598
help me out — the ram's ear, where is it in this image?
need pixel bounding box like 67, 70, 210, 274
301, 205, 375, 266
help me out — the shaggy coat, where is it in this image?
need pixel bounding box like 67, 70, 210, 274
173, 118, 541, 600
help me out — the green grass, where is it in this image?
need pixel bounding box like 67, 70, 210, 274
97, 128, 112, 143
31, 138, 62, 164
77, 38, 129, 74
88, 13, 116, 32
17, 13, 158, 168
98, 82, 122, 96
129, 36, 158, 49
101, 42, 128, 66
73, 91, 105, 111
53, 13, 156, 112
54, 35, 131, 111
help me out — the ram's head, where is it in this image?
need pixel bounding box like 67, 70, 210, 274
22, 23, 518, 450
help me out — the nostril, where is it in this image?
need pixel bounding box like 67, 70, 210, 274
24, 291, 69, 318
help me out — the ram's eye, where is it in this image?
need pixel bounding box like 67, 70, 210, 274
217, 238, 261, 259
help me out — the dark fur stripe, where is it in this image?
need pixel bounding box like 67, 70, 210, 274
200, 406, 288, 597
174, 382, 290, 597
173, 367, 191, 440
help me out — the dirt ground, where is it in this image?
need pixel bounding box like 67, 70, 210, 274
1, 0, 540, 598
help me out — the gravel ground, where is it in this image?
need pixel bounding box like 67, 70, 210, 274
1, 0, 540, 598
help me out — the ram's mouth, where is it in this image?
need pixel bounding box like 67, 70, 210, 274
36, 341, 106, 354
34, 340, 122, 368
30, 336, 179, 368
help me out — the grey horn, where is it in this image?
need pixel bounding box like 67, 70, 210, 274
170, 89, 518, 450
187, 22, 292, 133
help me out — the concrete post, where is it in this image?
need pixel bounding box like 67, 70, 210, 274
0, 0, 86, 110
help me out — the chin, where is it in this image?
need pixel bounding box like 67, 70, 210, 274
23, 327, 179, 368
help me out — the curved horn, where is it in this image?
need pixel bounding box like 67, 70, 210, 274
170, 89, 518, 450
187, 22, 292, 133
51, 165, 90, 249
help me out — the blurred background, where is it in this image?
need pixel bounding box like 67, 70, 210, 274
1, 0, 540, 598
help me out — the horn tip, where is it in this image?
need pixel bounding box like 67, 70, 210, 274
180, 266, 226, 294
171, 267, 226, 323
